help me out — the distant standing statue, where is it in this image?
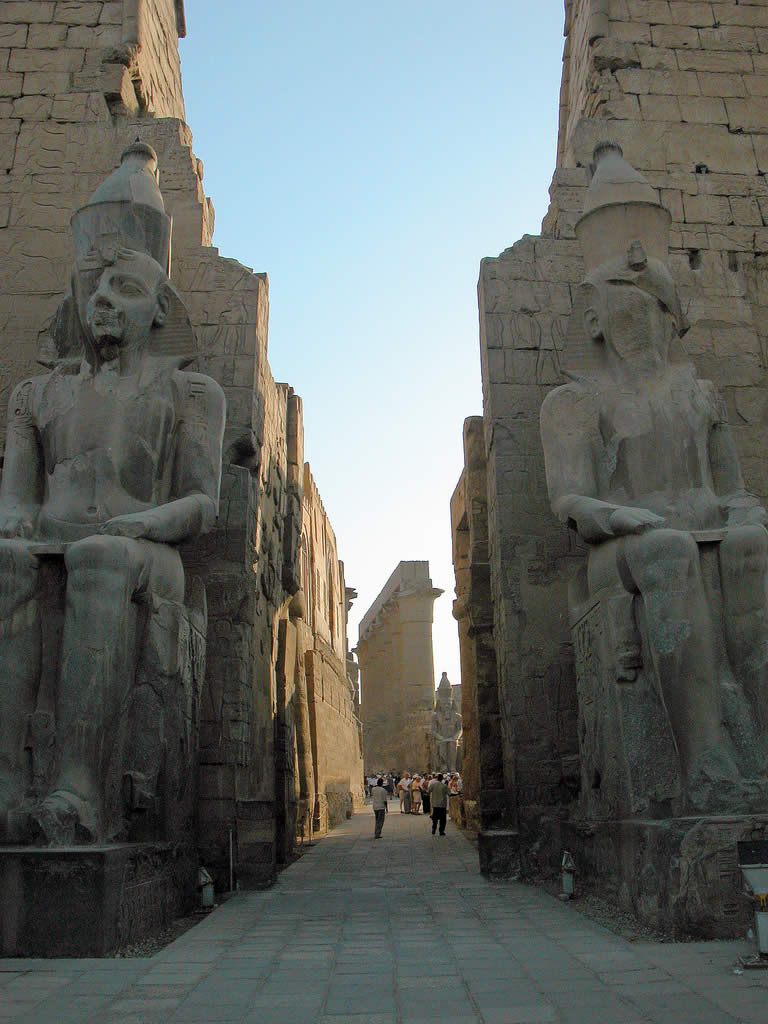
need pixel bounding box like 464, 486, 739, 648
430, 672, 462, 772
540, 143, 768, 813
0, 142, 225, 844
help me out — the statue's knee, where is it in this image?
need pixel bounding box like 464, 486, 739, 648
626, 529, 698, 589
721, 525, 768, 575
65, 535, 142, 584
648, 529, 697, 561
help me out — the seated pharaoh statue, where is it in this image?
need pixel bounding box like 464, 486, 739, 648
0, 142, 225, 845
540, 143, 768, 816
431, 672, 462, 772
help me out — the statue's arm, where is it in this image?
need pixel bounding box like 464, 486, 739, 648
540, 385, 664, 542
0, 380, 44, 537
707, 382, 767, 526
101, 373, 226, 543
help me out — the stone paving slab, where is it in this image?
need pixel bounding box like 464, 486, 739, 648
2, 808, 768, 1022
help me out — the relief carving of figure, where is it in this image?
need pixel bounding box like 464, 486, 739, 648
540, 143, 768, 810
0, 143, 225, 844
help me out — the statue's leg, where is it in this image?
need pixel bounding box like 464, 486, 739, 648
0, 540, 41, 822
622, 529, 720, 772
587, 541, 642, 681
34, 536, 183, 843
719, 525, 768, 734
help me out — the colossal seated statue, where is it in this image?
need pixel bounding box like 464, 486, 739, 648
0, 142, 225, 845
430, 671, 462, 772
540, 143, 768, 815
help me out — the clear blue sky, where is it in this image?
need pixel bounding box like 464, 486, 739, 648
180, 1, 565, 687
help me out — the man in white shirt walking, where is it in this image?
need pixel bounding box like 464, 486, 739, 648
397, 773, 412, 813
371, 777, 388, 838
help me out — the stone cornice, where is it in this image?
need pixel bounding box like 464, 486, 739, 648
359, 581, 443, 643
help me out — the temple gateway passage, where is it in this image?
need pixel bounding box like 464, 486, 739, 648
3, 0, 768, 960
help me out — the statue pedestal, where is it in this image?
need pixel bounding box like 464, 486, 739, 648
563, 814, 768, 938
478, 829, 520, 877
0, 842, 195, 956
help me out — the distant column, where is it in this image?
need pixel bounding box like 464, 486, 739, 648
358, 562, 443, 772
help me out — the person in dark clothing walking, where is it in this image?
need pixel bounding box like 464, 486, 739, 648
421, 774, 431, 815
428, 773, 449, 835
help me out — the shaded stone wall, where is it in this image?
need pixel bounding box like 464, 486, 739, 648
357, 561, 442, 773
304, 642, 364, 831
300, 466, 348, 657
468, 0, 768, 858
289, 465, 364, 839
0, 0, 359, 886
450, 418, 507, 837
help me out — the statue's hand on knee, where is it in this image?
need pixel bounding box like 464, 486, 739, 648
609, 507, 666, 537
99, 511, 160, 540
0, 508, 36, 539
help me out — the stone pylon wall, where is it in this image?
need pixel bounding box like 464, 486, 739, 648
357, 561, 442, 773
474, 0, 768, 849
0, 0, 359, 885
285, 463, 364, 841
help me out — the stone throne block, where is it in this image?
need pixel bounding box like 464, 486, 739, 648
570, 574, 682, 823
569, 528, 768, 824
0, 555, 208, 957
111, 569, 208, 844
16, 548, 208, 847
567, 543, 768, 938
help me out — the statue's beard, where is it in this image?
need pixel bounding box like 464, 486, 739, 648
87, 307, 124, 360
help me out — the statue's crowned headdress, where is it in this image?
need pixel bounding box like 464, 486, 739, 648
71, 141, 172, 273
575, 141, 670, 272
42, 141, 196, 367
562, 142, 688, 379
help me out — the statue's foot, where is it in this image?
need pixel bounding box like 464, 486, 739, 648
30, 790, 98, 845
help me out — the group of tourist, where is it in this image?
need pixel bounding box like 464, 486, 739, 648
367, 771, 463, 839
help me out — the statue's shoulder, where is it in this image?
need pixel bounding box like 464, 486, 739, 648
8, 372, 56, 420
540, 378, 597, 424
171, 369, 226, 414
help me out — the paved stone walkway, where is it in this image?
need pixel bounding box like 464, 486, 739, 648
1, 808, 767, 1023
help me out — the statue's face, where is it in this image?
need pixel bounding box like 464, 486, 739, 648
589, 282, 677, 366
74, 251, 169, 363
